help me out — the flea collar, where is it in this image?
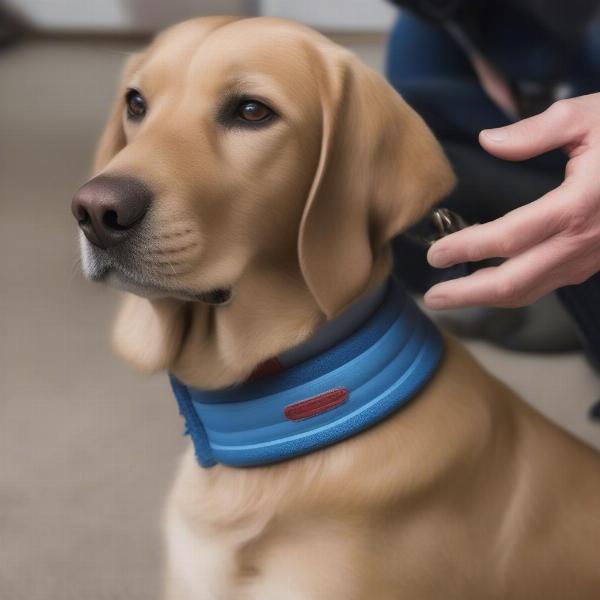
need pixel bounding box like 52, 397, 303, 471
169, 278, 444, 468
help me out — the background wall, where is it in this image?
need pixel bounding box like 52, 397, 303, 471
5, 0, 257, 32
260, 0, 396, 31
5, 0, 396, 32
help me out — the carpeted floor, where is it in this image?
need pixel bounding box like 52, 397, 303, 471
1, 36, 598, 600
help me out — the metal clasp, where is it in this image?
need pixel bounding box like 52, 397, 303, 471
431, 208, 468, 239
430, 208, 469, 242
402, 207, 470, 248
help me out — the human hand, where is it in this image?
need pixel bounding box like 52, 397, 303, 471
424, 93, 600, 310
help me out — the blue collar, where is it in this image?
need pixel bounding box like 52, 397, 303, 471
169, 279, 444, 469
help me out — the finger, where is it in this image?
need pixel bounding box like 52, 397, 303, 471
425, 236, 572, 309
479, 100, 584, 161
427, 187, 564, 268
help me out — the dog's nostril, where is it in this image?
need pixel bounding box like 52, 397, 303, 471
103, 209, 128, 231
75, 206, 91, 226
102, 206, 146, 231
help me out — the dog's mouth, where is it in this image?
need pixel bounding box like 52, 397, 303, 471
80, 237, 232, 306
106, 270, 232, 305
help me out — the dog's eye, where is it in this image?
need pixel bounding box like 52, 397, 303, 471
237, 100, 272, 123
125, 89, 147, 120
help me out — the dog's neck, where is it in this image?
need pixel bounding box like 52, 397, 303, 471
276, 282, 387, 370
169, 262, 389, 389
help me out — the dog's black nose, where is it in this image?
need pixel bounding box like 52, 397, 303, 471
71, 175, 152, 249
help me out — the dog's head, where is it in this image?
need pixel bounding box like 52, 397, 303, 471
73, 17, 454, 382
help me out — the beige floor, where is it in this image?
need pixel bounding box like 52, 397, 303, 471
1, 37, 599, 600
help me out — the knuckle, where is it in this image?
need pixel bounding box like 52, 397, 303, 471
495, 235, 518, 257
462, 227, 508, 261
567, 266, 591, 286
493, 277, 527, 306
548, 99, 576, 124
464, 242, 485, 262
563, 204, 593, 238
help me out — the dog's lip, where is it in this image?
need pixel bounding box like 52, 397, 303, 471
100, 267, 232, 305
87, 265, 109, 282
197, 288, 232, 305
80, 237, 231, 305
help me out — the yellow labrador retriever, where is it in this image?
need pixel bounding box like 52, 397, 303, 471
73, 16, 600, 600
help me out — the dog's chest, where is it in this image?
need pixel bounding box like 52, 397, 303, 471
166, 508, 264, 600
165, 498, 368, 600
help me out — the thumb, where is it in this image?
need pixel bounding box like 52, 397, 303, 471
479, 102, 578, 161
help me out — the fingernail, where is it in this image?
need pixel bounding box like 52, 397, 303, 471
481, 128, 507, 142
428, 248, 450, 268
424, 292, 447, 310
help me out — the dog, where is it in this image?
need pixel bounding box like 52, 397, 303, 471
72, 16, 600, 600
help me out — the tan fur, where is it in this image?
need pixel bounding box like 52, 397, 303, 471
86, 16, 600, 600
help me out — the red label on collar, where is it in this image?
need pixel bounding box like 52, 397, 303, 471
284, 388, 348, 421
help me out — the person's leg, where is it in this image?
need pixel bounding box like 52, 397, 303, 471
386, 11, 473, 82
386, 12, 509, 141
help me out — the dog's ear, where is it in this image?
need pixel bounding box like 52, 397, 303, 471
298, 47, 455, 318
112, 295, 189, 373
93, 53, 145, 173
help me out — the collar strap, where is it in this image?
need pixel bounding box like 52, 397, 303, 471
169, 279, 444, 468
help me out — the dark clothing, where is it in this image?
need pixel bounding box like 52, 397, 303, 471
386, 3, 600, 362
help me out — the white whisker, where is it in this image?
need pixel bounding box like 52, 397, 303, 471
166, 260, 178, 276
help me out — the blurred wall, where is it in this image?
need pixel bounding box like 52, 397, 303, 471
5, 0, 258, 32
261, 0, 395, 31
6, 0, 395, 33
